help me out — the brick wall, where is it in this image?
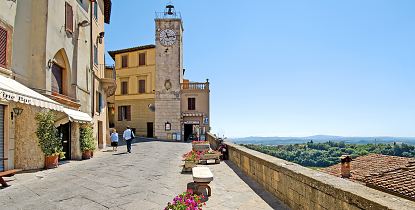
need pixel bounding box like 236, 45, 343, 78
225, 142, 415, 210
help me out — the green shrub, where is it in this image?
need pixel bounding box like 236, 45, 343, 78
80, 125, 96, 152
35, 111, 64, 158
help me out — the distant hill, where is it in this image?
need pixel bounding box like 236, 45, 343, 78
231, 135, 415, 145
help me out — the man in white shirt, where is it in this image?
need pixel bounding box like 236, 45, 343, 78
123, 126, 135, 153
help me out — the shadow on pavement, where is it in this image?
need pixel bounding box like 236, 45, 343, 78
224, 160, 290, 210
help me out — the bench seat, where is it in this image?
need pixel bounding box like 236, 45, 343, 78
192, 166, 213, 183
0, 169, 22, 187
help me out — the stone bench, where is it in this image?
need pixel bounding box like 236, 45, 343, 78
192, 166, 213, 197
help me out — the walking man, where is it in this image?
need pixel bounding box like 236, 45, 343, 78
123, 126, 135, 153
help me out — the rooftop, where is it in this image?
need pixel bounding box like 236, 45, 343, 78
107, 44, 156, 60
320, 154, 415, 201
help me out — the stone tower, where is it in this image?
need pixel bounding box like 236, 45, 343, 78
154, 5, 184, 140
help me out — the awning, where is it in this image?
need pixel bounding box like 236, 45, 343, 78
63, 108, 92, 123
182, 112, 204, 117
0, 75, 64, 112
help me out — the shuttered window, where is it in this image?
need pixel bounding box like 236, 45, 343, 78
118, 106, 131, 121
93, 2, 98, 20
138, 80, 146, 94
0, 105, 4, 172
96, 91, 103, 113
121, 81, 128, 95
139, 53, 146, 66
188, 98, 196, 110
0, 27, 7, 68
94, 45, 98, 65
65, 2, 73, 33
121, 55, 128, 68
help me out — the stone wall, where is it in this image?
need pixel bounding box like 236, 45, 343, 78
14, 104, 45, 170
225, 142, 415, 210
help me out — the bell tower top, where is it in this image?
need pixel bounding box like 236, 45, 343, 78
155, 3, 182, 20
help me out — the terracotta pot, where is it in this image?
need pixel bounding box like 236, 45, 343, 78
82, 150, 93, 160
45, 155, 59, 169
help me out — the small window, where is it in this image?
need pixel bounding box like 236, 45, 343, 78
188, 98, 196, 110
139, 53, 146, 66
94, 45, 98, 65
0, 26, 7, 67
121, 55, 128, 68
96, 91, 103, 113
93, 2, 98, 20
138, 80, 146, 94
65, 2, 73, 33
118, 106, 131, 121
121, 81, 128, 95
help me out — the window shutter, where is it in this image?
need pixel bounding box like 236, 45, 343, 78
188, 98, 196, 110
126, 106, 131, 121
122, 55, 128, 68
118, 106, 122, 121
65, 2, 73, 33
139, 53, 146, 66
139, 80, 146, 93
121, 81, 128, 95
0, 27, 7, 67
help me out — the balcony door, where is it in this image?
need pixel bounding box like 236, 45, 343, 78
51, 64, 63, 94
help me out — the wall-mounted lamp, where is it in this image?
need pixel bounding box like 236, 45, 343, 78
47, 58, 56, 68
165, 122, 171, 131
13, 107, 23, 116
78, 20, 90, 28
97, 32, 105, 44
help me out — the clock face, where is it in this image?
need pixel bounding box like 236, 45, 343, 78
159, 29, 177, 46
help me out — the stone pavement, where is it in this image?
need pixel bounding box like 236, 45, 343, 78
0, 139, 289, 210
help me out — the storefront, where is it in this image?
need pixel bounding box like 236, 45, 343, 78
182, 112, 210, 141
0, 75, 64, 170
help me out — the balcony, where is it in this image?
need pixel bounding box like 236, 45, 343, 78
100, 65, 117, 97
33, 88, 81, 109
181, 79, 209, 91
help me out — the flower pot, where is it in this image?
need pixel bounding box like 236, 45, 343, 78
184, 160, 197, 169
45, 155, 59, 169
82, 150, 93, 160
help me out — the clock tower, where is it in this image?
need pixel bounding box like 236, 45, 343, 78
154, 4, 184, 140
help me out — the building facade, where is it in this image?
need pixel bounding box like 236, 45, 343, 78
0, 0, 114, 171
109, 5, 210, 141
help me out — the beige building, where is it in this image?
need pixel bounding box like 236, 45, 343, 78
109, 5, 210, 141
0, 0, 114, 171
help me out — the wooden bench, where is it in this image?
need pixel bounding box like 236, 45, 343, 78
192, 166, 213, 197
0, 160, 22, 188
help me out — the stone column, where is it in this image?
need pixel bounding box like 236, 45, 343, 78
71, 122, 81, 160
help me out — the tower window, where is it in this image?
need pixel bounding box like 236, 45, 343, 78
188, 98, 196, 110
121, 55, 128, 68
139, 53, 146, 66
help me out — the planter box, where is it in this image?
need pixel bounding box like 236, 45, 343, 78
192, 143, 210, 152
183, 160, 197, 172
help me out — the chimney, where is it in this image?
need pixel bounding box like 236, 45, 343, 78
340, 155, 352, 178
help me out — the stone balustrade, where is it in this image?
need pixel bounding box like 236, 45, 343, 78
208, 137, 415, 210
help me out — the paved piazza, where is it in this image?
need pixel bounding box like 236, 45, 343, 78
0, 139, 289, 210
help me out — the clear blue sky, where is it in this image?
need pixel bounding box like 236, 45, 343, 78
105, 1, 415, 138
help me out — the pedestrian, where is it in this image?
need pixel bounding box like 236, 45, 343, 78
110, 129, 119, 151
123, 126, 135, 153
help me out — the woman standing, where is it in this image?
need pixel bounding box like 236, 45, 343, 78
110, 129, 119, 151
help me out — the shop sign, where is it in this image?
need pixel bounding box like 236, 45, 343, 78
184, 120, 199, 125
204, 117, 209, 125
0, 90, 32, 104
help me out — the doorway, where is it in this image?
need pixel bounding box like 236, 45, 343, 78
98, 121, 103, 149
184, 124, 193, 142
147, 122, 154, 138
58, 123, 71, 160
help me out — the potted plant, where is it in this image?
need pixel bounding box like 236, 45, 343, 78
192, 141, 210, 152
35, 111, 65, 169
80, 124, 96, 160
165, 189, 205, 210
